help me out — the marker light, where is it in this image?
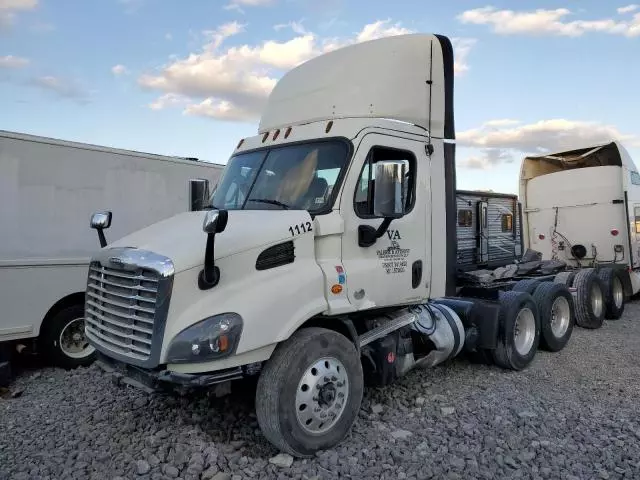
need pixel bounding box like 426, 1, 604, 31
611, 229, 619, 236
538, 234, 546, 240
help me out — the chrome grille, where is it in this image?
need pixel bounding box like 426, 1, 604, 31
85, 264, 159, 361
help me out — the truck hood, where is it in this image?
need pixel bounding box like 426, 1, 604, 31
105, 209, 313, 273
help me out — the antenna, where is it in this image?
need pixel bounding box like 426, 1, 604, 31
425, 40, 434, 156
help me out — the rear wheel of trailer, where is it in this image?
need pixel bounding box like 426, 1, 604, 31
597, 267, 626, 320
255, 327, 364, 458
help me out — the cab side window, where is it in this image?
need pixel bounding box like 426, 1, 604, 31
354, 146, 416, 218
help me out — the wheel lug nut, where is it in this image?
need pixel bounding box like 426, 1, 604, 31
338, 392, 344, 398
331, 376, 337, 381
324, 376, 330, 382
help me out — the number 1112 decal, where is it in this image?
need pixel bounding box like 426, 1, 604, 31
289, 221, 313, 236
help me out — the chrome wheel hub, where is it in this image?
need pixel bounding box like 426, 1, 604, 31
613, 277, 624, 309
59, 318, 95, 359
591, 283, 604, 317
513, 307, 536, 356
295, 357, 349, 435
550, 296, 571, 338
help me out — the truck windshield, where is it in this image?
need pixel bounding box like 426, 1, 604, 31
210, 140, 350, 213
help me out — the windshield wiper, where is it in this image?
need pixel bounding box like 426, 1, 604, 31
247, 198, 291, 210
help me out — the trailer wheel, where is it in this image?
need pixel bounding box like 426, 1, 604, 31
573, 269, 606, 329
554, 271, 576, 286
597, 268, 626, 320
492, 291, 540, 371
255, 327, 364, 458
40, 304, 96, 369
532, 282, 575, 352
512, 279, 542, 295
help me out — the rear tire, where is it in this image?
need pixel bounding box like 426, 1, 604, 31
493, 291, 540, 370
533, 282, 575, 352
573, 269, 606, 329
554, 271, 576, 286
511, 279, 542, 295
40, 304, 96, 369
255, 327, 364, 458
597, 268, 626, 320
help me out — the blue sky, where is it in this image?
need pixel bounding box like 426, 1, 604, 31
1, 0, 639, 194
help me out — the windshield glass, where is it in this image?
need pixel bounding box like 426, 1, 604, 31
210, 140, 350, 213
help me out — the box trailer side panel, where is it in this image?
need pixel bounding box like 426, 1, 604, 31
0, 132, 223, 343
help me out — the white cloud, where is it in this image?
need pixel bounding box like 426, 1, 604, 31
148, 93, 189, 110
165, 32, 172, 41
140, 20, 475, 122
111, 64, 128, 75
458, 6, 640, 38
0, 54, 29, 68
458, 119, 638, 169
618, 5, 639, 14
27, 75, 89, 103
0, 0, 37, 29
355, 19, 412, 42
451, 37, 476, 75
223, 0, 273, 14
274, 20, 307, 35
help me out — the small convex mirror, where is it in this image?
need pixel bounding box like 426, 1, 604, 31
90, 211, 112, 229
202, 209, 229, 234
373, 160, 408, 218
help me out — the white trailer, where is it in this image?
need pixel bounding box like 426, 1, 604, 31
519, 141, 639, 323
0, 130, 223, 375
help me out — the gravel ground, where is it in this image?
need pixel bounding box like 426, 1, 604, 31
3, 303, 640, 480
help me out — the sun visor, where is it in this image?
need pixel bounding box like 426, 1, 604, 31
258, 34, 453, 139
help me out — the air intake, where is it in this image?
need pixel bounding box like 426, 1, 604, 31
256, 241, 295, 271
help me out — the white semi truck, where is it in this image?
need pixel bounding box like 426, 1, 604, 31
518, 141, 640, 323
86, 34, 590, 456
0, 130, 223, 384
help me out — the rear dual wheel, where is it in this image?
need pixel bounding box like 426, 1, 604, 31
512, 279, 575, 352
597, 267, 626, 320
493, 291, 540, 370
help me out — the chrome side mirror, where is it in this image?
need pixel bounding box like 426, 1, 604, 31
90, 211, 112, 230
90, 211, 112, 248
373, 160, 408, 219
189, 178, 210, 212
202, 209, 228, 234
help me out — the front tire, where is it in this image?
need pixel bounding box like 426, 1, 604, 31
255, 327, 364, 458
40, 304, 96, 369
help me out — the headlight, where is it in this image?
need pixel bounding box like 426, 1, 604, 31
166, 313, 243, 364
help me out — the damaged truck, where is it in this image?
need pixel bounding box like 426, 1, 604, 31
85, 34, 587, 456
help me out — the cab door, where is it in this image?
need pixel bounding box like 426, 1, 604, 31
340, 133, 430, 310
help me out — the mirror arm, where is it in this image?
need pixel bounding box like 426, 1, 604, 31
97, 230, 108, 248
198, 230, 220, 290
358, 217, 393, 248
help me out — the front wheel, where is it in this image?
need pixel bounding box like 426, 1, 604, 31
40, 304, 96, 369
255, 327, 364, 458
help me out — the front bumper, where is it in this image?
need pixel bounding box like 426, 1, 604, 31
96, 352, 244, 394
